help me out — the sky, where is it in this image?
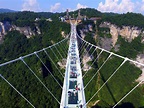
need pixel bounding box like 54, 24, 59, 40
0, 0, 144, 14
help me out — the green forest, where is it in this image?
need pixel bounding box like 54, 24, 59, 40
0, 8, 144, 108
76, 8, 144, 108
0, 11, 70, 108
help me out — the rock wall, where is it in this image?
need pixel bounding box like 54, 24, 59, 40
134, 54, 144, 84
0, 22, 9, 43
0, 22, 41, 43
12, 25, 35, 38
61, 31, 66, 38
100, 22, 142, 46
0, 22, 6, 35
57, 59, 67, 69
82, 52, 92, 71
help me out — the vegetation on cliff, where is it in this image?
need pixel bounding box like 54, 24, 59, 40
0, 9, 144, 108
0, 11, 70, 108
76, 9, 144, 108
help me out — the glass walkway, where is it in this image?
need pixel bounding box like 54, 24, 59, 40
60, 23, 86, 108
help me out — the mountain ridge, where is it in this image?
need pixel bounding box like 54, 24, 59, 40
0, 8, 16, 13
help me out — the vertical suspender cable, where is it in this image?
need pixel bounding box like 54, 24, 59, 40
20, 57, 61, 105
0, 74, 35, 108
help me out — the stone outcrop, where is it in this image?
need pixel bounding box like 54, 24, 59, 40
35, 25, 41, 35
141, 31, 144, 43
109, 24, 119, 46
0, 22, 6, 35
12, 25, 35, 38
0, 22, 12, 43
99, 37, 113, 51
82, 52, 92, 71
58, 59, 67, 69
100, 22, 142, 46
12, 24, 41, 38
57, 52, 92, 71
61, 31, 66, 38
88, 24, 93, 31
134, 54, 144, 84
0, 21, 41, 43
80, 30, 86, 39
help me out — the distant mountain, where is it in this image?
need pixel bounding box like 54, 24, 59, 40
103, 12, 119, 16
0, 8, 16, 13
68, 8, 103, 18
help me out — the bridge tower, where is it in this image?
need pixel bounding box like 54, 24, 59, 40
78, 9, 82, 19
66, 9, 69, 20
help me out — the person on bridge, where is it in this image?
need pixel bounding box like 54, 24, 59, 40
75, 85, 80, 91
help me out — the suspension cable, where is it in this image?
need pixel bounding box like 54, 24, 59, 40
80, 44, 89, 65
80, 43, 91, 62
55, 42, 66, 58
50, 47, 60, 61
79, 41, 87, 62
81, 45, 94, 69
78, 40, 82, 50
43, 48, 64, 78
59, 42, 68, 57
84, 52, 112, 89
84, 58, 127, 107
78, 40, 85, 52
83, 49, 104, 78
20, 57, 61, 104
79, 42, 88, 57
79, 41, 87, 55
34, 52, 63, 88
88, 47, 97, 60
1, 29, 144, 108
79, 43, 88, 64
78, 36, 86, 49
78, 40, 84, 50
113, 70, 144, 108
77, 34, 144, 67
81, 47, 97, 70
54, 45, 64, 59
0, 37, 69, 67
1, 34, 143, 70
0, 74, 35, 108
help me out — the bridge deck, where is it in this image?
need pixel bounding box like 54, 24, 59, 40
60, 23, 86, 108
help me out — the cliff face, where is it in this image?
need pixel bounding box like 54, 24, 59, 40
0, 22, 9, 43
0, 22, 41, 43
82, 52, 92, 71
135, 54, 144, 84
100, 22, 142, 46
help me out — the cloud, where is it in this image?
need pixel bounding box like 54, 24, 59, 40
50, 3, 61, 12
141, 0, 144, 11
97, 0, 135, 13
77, 3, 88, 9
22, 0, 40, 11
